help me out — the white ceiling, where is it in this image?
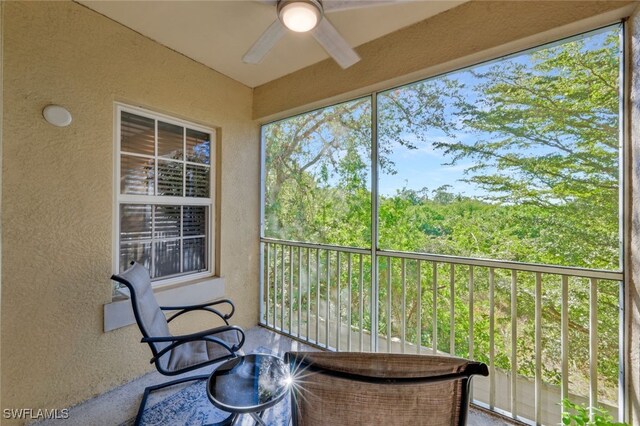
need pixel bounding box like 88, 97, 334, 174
79, 0, 466, 87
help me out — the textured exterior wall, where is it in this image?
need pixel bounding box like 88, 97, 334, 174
253, 0, 634, 120
0, 0, 4, 413
1, 0, 259, 416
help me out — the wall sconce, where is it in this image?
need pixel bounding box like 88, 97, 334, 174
42, 104, 72, 127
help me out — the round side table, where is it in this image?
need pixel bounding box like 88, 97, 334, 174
207, 354, 289, 425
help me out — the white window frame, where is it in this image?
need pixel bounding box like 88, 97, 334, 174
113, 103, 216, 288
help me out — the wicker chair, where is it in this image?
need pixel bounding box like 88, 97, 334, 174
285, 351, 488, 426
111, 262, 245, 426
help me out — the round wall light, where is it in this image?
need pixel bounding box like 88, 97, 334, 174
42, 104, 72, 127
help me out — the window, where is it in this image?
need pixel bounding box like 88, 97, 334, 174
115, 105, 214, 284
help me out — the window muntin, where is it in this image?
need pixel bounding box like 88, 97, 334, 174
117, 105, 213, 282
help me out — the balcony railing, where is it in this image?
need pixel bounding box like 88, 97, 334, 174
259, 238, 623, 426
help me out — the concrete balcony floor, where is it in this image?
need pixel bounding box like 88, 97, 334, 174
34, 327, 517, 426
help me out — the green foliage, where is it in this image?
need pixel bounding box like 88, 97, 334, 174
263, 97, 372, 246
561, 399, 627, 426
435, 31, 621, 270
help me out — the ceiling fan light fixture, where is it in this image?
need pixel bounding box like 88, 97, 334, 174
278, 0, 322, 33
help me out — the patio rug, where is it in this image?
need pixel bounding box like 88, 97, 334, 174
120, 347, 290, 426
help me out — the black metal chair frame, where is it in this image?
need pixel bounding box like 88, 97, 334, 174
285, 352, 489, 426
111, 265, 246, 426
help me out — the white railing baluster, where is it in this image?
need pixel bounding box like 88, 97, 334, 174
589, 278, 598, 422
489, 267, 495, 409
326, 249, 331, 349
401, 258, 406, 354
469, 266, 474, 359
468, 266, 474, 402
298, 246, 302, 338
281, 245, 285, 332
432, 262, 438, 354
535, 272, 542, 426
266, 243, 271, 327
289, 246, 294, 334
450, 264, 455, 355
417, 260, 422, 355
316, 249, 321, 346
371, 252, 377, 353
273, 244, 278, 328
337, 251, 341, 351
387, 257, 392, 353
562, 275, 569, 404
307, 247, 311, 342
359, 254, 364, 352
348, 253, 353, 351
511, 270, 518, 419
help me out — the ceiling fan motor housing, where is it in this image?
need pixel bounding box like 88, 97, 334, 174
277, 0, 324, 32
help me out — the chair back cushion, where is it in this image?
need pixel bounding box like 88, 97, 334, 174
286, 352, 487, 426
112, 263, 171, 366
165, 329, 243, 372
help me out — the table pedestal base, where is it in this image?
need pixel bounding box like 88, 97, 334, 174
229, 411, 266, 426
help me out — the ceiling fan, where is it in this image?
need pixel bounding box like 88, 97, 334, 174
243, 0, 398, 69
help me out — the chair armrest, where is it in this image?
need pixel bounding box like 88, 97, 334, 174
143, 325, 246, 365
160, 298, 235, 313
142, 324, 242, 343
160, 299, 235, 324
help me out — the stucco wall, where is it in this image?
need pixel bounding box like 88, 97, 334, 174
0, 0, 4, 414
1, 0, 259, 416
253, 0, 634, 120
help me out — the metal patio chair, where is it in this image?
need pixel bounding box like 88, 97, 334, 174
285, 351, 489, 426
111, 262, 246, 426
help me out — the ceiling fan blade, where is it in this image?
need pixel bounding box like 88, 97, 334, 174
322, 0, 399, 12
312, 18, 360, 69
243, 19, 286, 64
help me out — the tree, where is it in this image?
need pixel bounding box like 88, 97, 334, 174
437, 30, 621, 270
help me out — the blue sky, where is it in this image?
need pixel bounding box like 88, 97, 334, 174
378, 131, 482, 197
376, 25, 618, 199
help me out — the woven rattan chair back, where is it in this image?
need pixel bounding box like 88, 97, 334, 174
285, 352, 488, 426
